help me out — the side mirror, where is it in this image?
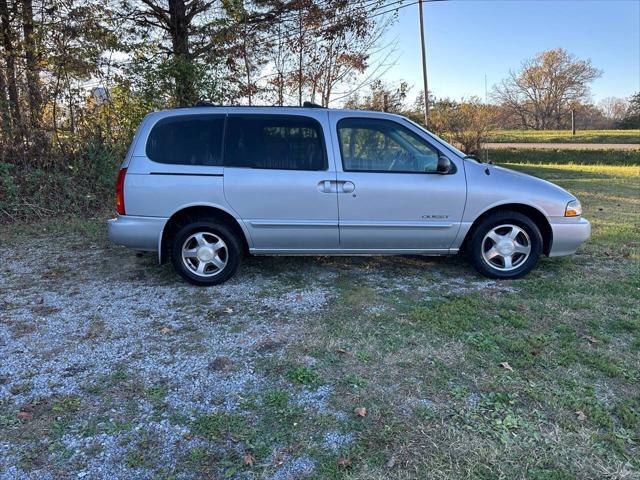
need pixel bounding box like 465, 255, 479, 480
437, 155, 452, 174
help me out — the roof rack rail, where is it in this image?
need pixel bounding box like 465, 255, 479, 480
189, 101, 325, 108
302, 101, 324, 109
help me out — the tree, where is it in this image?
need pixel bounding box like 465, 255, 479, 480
21, 0, 42, 129
256, 0, 395, 107
598, 96, 628, 124
493, 48, 601, 129
344, 80, 409, 113
0, 0, 22, 135
429, 97, 497, 155
304, 2, 389, 107
119, 0, 223, 106
0, 58, 9, 134
618, 92, 640, 129
571, 103, 610, 130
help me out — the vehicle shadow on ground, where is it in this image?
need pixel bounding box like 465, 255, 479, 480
129, 250, 475, 286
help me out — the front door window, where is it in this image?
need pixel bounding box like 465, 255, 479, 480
337, 118, 440, 173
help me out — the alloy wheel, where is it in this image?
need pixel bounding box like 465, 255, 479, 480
481, 224, 532, 272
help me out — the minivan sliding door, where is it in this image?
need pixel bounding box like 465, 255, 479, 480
222, 113, 339, 252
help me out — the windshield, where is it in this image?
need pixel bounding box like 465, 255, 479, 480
403, 118, 467, 158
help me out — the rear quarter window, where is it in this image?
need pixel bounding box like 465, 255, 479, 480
146, 115, 224, 166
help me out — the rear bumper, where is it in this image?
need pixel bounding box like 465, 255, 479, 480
107, 215, 167, 251
549, 218, 590, 257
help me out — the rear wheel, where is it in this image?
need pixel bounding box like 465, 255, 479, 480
170, 219, 241, 286
468, 211, 542, 279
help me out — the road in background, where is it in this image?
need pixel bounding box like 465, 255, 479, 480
484, 142, 640, 150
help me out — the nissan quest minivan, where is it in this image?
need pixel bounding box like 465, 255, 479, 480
108, 104, 590, 286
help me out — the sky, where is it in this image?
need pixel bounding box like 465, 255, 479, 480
374, 0, 640, 105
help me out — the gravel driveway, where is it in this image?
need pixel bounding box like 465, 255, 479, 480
0, 233, 510, 479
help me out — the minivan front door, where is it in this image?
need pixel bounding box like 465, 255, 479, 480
330, 114, 466, 251
223, 113, 339, 252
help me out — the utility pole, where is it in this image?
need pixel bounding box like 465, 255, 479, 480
418, 0, 429, 127
484, 74, 488, 103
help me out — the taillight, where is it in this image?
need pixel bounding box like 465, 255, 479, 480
116, 167, 127, 215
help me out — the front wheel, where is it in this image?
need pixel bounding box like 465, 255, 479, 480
468, 211, 543, 279
170, 219, 241, 286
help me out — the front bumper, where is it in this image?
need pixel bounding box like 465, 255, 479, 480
548, 218, 591, 257
107, 215, 167, 251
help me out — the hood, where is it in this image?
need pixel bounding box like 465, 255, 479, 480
487, 164, 574, 200
463, 160, 577, 218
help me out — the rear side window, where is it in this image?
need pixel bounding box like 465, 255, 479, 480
225, 115, 326, 170
146, 115, 224, 166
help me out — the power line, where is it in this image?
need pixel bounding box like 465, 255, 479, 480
246, 0, 422, 83
247, 0, 414, 47
245, 0, 390, 27
113, 0, 419, 69
240, 0, 449, 61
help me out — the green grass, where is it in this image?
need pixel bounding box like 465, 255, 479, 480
295, 162, 640, 478
0, 212, 110, 243
487, 129, 640, 144
1, 159, 638, 478
487, 148, 640, 166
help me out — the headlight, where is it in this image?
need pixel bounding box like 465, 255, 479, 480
565, 199, 582, 217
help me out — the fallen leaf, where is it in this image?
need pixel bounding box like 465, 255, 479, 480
224, 307, 234, 314
17, 411, 32, 421
243, 453, 254, 466
581, 335, 598, 344
295, 294, 303, 302
210, 356, 233, 371
354, 407, 367, 417
160, 327, 171, 334
499, 362, 513, 371
337, 457, 352, 468
335, 348, 348, 354
576, 411, 587, 422
386, 455, 396, 469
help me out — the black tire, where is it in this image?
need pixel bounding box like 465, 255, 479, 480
170, 218, 242, 286
467, 211, 543, 279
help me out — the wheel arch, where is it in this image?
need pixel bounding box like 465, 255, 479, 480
159, 205, 250, 264
461, 203, 553, 256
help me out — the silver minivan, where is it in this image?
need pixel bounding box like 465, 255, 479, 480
108, 105, 590, 285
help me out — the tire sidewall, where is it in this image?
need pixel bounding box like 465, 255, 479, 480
170, 220, 241, 286
469, 212, 543, 279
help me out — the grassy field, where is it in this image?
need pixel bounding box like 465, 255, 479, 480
1, 162, 638, 479
487, 129, 640, 144
293, 163, 640, 478
487, 149, 640, 166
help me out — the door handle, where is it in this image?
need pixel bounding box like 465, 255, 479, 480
340, 181, 355, 193
317, 180, 355, 193
317, 180, 335, 193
